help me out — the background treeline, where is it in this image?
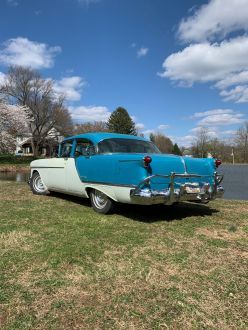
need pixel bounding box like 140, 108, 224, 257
0, 65, 247, 162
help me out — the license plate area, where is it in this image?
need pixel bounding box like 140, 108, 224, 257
185, 186, 201, 194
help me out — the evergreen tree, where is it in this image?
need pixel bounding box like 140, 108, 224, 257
172, 143, 182, 155
107, 107, 137, 135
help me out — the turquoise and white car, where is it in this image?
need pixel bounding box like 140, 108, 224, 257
29, 132, 224, 214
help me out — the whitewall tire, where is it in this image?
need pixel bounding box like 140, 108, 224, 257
90, 189, 114, 214
30, 172, 49, 195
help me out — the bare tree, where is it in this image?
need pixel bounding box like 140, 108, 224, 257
235, 122, 248, 163
192, 127, 210, 158
0, 66, 73, 156
150, 133, 173, 153
74, 121, 109, 135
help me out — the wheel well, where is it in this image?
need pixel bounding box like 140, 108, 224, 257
32, 170, 39, 176
85, 187, 117, 202
85, 187, 93, 198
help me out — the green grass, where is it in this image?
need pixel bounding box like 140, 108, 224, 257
0, 181, 247, 329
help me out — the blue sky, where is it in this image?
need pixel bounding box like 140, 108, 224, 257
0, 0, 248, 146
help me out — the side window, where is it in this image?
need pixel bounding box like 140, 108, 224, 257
74, 139, 94, 157
61, 140, 73, 158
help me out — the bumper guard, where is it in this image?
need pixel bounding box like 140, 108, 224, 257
130, 172, 224, 205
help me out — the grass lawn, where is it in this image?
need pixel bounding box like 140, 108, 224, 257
0, 181, 247, 329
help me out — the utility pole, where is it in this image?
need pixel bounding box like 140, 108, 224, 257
231, 148, 235, 165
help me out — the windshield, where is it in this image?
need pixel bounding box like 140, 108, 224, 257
98, 138, 161, 154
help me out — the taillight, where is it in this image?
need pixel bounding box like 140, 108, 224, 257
215, 159, 222, 167
144, 155, 152, 167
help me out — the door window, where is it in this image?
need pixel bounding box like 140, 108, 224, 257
61, 140, 73, 157
74, 139, 94, 157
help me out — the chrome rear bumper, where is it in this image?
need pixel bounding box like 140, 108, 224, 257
130, 172, 224, 205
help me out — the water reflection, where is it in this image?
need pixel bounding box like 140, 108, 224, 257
0, 171, 29, 182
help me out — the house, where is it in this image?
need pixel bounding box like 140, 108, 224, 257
15, 128, 64, 156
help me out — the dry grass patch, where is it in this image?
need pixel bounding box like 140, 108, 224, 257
196, 227, 247, 241
0, 230, 34, 252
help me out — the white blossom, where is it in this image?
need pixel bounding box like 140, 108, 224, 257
0, 102, 29, 153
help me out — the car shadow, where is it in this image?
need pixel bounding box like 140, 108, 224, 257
49, 192, 219, 223
115, 202, 219, 223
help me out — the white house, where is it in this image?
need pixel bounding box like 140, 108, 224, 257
15, 128, 64, 156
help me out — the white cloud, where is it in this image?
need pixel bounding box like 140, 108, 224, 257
142, 129, 154, 136
190, 126, 219, 138
69, 105, 111, 122
53, 76, 86, 102
215, 71, 248, 89
130, 115, 137, 122
137, 47, 149, 58
34, 10, 42, 16
178, 0, 248, 43
159, 36, 248, 84
160, 0, 248, 103
0, 72, 6, 85
192, 109, 234, 118
171, 135, 196, 148
0, 37, 61, 69
221, 130, 237, 135
7, 0, 18, 6
159, 36, 248, 102
78, 0, 100, 6
158, 124, 169, 130
191, 109, 245, 126
135, 123, 145, 130
220, 85, 248, 103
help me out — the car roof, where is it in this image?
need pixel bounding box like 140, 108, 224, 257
63, 132, 149, 144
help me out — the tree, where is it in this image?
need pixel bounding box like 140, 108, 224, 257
172, 143, 182, 155
107, 107, 136, 135
74, 121, 109, 135
0, 66, 73, 156
150, 133, 173, 153
0, 101, 28, 153
192, 127, 210, 158
235, 122, 248, 163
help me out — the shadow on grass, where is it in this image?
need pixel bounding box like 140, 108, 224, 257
49, 192, 219, 223
116, 202, 219, 223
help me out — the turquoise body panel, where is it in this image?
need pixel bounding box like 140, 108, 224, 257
62, 133, 217, 190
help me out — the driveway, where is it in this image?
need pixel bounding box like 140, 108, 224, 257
218, 164, 248, 200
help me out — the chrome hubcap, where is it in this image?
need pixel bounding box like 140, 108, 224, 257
33, 175, 45, 193
93, 191, 108, 209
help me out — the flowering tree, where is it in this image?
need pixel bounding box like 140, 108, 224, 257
0, 101, 29, 153
0, 66, 73, 156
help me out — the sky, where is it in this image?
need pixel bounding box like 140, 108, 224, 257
0, 0, 248, 146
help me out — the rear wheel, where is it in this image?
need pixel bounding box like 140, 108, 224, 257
30, 172, 49, 195
90, 189, 114, 214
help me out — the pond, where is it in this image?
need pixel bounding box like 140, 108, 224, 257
0, 171, 29, 182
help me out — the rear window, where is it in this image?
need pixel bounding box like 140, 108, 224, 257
98, 138, 160, 154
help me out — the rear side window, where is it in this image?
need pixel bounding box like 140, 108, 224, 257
98, 138, 160, 154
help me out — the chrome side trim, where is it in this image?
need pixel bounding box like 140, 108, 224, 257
81, 179, 136, 188
30, 166, 65, 169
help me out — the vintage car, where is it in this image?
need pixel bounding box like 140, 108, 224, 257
29, 132, 224, 214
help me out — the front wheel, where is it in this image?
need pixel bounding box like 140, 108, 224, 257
90, 189, 114, 214
30, 172, 49, 195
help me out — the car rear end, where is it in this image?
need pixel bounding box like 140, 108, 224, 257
129, 154, 224, 205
